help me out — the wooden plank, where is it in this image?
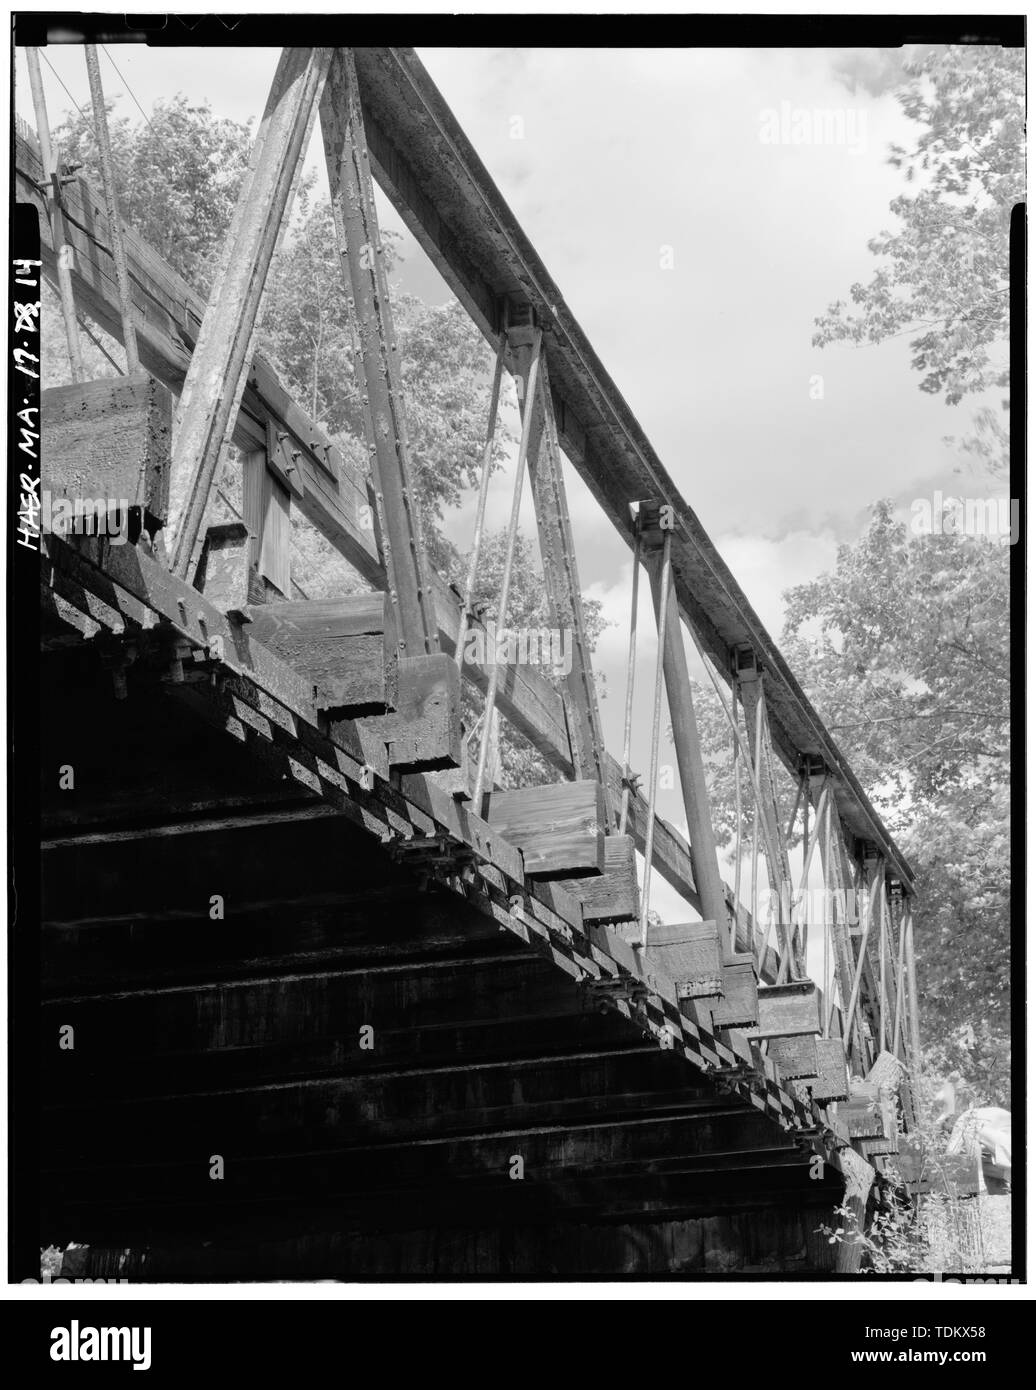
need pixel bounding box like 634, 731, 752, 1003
710, 956, 759, 1031
839, 1083, 885, 1139
195, 521, 259, 613
641, 920, 723, 1001
42, 373, 172, 531
767, 1035, 819, 1081
359, 652, 461, 772
243, 595, 398, 716
562, 833, 639, 924
745, 981, 820, 1041
241, 452, 294, 601
259, 468, 292, 597
484, 780, 606, 879
809, 1037, 850, 1103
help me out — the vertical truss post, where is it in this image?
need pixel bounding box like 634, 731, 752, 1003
510, 331, 609, 798
643, 511, 729, 936
321, 47, 438, 656
739, 662, 799, 975
83, 45, 139, 373
639, 528, 672, 946
819, 793, 862, 1064
470, 331, 543, 804
618, 522, 643, 838
792, 764, 828, 972
878, 873, 889, 1052
25, 48, 83, 383
850, 851, 884, 1070
891, 881, 908, 1062
168, 46, 331, 580
903, 901, 922, 1073
730, 675, 743, 955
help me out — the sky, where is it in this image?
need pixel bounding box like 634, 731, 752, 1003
15, 41, 1008, 940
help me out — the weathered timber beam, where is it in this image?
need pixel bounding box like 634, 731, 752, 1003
170, 48, 332, 578
321, 49, 439, 654
44, 1045, 737, 1130
42, 802, 340, 848
483, 780, 606, 879
45, 1101, 793, 1173
243, 595, 399, 716
43, 1167, 843, 1262
351, 46, 913, 891
41, 373, 172, 532
648, 543, 731, 936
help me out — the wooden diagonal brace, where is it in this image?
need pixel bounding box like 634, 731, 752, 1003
643, 533, 730, 937
510, 329, 608, 798
169, 47, 332, 579
321, 48, 439, 658
739, 665, 801, 975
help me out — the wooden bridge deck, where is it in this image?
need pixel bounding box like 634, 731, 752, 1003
41, 549, 850, 1278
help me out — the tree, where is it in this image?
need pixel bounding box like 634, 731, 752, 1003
781, 501, 1010, 1104
54, 95, 253, 290
813, 45, 1022, 466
